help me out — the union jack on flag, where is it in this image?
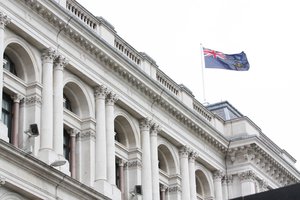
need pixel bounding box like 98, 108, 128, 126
203, 47, 249, 71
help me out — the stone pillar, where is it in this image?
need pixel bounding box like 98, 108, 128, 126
11, 94, 23, 147
94, 85, 108, 183
139, 118, 153, 200
0, 12, 11, 141
189, 151, 197, 200
39, 48, 57, 164
179, 146, 190, 200
69, 128, 77, 179
53, 55, 68, 159
106, 92, 118, 185
213, 170, 223, 200
222, 175, 229, 200
238, 170, 256, 196
160, 185, 168, 200
150, 123, 160, 200
118, 160, 125, 200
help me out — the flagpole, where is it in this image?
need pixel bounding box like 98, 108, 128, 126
200, 43, 207, 104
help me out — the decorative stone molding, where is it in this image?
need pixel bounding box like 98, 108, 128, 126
168, 185, 181, 193
11, 94, 24, 103
94, 85, 108, 99
0, 12, 11, 28
189, 150, 198, 161
160, 184, 168, 192
139, 118, 151, 130
67, 128, 79, 137
0, 176, 5, 186
54, 55, 68, 70
41, 48, 57, 63
21, 95, 42, 105
238, 170, 256, 182
106, 91, 118, 105
124, 160, 142, 168
77, 131, 95, 139
150, 123, 161, 136
213, 170, 224, 181
179, 145, 190, 158
259, 179, 268, 191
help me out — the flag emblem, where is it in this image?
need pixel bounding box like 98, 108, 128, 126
203, 47, 250, 71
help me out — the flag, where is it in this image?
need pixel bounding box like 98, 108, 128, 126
203, 48, 250, 71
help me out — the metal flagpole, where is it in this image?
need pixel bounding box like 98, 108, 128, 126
200, 44, 207, 104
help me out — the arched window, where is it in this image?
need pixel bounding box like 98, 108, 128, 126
3, 54, 17, 75
2, 92, 13, 143
63, 94, 72, 112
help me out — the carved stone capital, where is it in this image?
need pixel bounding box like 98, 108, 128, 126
106, 91, 118, 105
21, 95, 42, 105
189, 151, 198, 161
94, 85, 108, 99
160, 184, 168, 192
42, 48, 57, 63
150, 123, 161, 136
179, 145, 190, 158
139, 118, 151, 131
168, 185, 181, 193
11, 94, 24, 103
0, 12, 11, 29
213, 170, 224, 181
67, 128, 79, 137
259, 179, 268, 191
54, 55, 68, 70
238, 170, 256, 182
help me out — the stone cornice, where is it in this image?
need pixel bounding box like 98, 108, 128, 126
228, 143, 299, 185
21, 0, 228, 155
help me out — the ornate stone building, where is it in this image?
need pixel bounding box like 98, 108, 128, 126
0, 0, 299, 200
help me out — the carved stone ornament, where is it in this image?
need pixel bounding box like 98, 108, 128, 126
0, 12, 11, 28
11, 94, 24, 103
54, 55, 69, 70
139, 118, 151, 130
94, 85, 108, 99
189, 151, 198, 161
150, 123, 161, 135
238, 170, 256, 182
41, 48, 57, 63
179, 145, 190, 157
78, 131, 95, 139
125, 160, 142, 168
213, 170, 224, 181
106, 92, 118, 104
168, 185, 181, 193
21, 96, 42, 105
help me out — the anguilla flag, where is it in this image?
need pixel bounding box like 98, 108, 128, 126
203, 48, 250, 71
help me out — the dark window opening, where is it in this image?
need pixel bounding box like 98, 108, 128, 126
63, 94, 72, 112
3, 54, 17, 75
63, 129, 70, 162
2, 92, 13, 143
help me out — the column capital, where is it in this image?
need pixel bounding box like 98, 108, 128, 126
0, 12, 11, 29
150, 123, 161, 136
67, 128, 79, 137
106, 91, 118, 105
54, 55, 68, 70
238, 170, 256, 182
94, 85, 108, 99
259, 179, 268, 191
189, 151, 198, 161
179, 145, 190, 158
139, 118, 152, 131
42, 48, 57, 63
160, 184, 168, 192
213, 170, 224, 181
77, 131, 95, 140
11, 94, 24, 103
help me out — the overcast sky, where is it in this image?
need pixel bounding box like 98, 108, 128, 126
76, 0, 300, 169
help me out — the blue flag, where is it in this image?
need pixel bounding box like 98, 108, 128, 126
203, 48, 250, 71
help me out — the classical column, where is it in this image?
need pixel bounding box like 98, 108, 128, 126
11, 94, 23, 147
69, 128, 78, 179
139, 118, 153, 200
213, 170, 223, 200
222, 175, 229, 200
53, 55, 68, 159
39, 48, 57, 163
238, 170, 256, 196
189, 151, 198, 200
0, 12, 11, 141
106, 91, 118, 185
94, 85, 108, 183
160, 185, 168, 200
118, 160, 125, 200
150, 123, 160, 200
179, 146, 191, 200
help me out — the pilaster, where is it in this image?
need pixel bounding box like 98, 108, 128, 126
150, 123, 160, 200
179, 145, 191, 200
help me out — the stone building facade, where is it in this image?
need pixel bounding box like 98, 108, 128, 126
0, 0, 299, 200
